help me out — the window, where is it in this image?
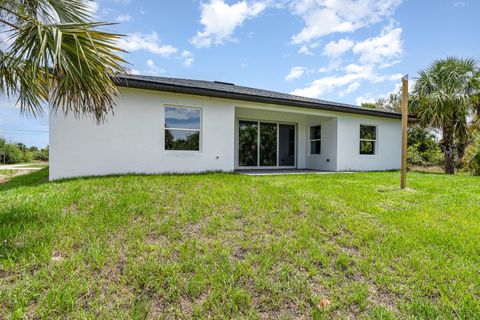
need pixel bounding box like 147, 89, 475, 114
309, 125, 321, 154
360, 125, 377, 155
165, 107, 201, 151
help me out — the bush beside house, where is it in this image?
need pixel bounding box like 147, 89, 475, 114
0, 138, 48, 164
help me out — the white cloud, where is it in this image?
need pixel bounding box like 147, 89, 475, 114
117, 32, 178, 57
146, 59, 155, 68
291, 62, 402, 99
323, 38, 354, 58
127, 68, 141, 75
355, 95, 376, 105
291, 22, 405, 100
85, 0, 99, 16
340, 82, 360, 96
116, 32, 193, 69
145, 59, 166, 75
116, 14, 132, 22
181, 51, 194, 67
291, 73, 363, 98
191, 0, 267, 48
298, 45, 314, 56
352, 24, 403, 65
290, 0, 402, 44
285, 67, 307, 81
298, 42, 321, 56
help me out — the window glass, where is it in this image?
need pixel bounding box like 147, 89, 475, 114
239, 121, 258, 166
309, 125, 321, 154
310, 141, 321, 155
260, 122, 277, 166
360, 140, 375, 155
360, 125, 376, 155
165, 107, 201, 151
310, 125, 321, 140
165, 130, 199, 151
165, 107, 201, 130
360, 125, 376, 140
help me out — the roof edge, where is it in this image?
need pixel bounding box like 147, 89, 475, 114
113, 76, 410, 120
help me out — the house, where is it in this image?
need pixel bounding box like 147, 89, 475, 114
49, 75, 403, 180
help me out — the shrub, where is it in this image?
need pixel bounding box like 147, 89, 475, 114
463, 131, 480, 175
33, 148, 49, 161
407, 126, 444, 167
1, 144, 23, 164
407, 145, 425, 166
22, 150, 34, 163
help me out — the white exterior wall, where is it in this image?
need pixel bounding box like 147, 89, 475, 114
50, 87, 402, 180
49, 88, 236, 180
305, 117, 338, 171
336, 115, 402, 171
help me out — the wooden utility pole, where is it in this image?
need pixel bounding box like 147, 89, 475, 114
400, 75, 409, 189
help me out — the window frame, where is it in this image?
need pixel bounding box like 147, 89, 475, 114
359, 124, 377, 156
309, 125, 321, 155
164, 105, 202, 152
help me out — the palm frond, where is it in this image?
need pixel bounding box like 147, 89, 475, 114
412, 57, 478, 130
0, 0, 127, 122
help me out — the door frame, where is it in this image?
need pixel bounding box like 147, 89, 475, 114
237, 118, 297, 169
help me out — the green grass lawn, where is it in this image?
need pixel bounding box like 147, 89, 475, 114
1, 169, 479, 319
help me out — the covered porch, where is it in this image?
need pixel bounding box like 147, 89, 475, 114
234, 106, 338, 171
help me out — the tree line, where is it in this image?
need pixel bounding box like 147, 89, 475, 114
0, 137, 48, 164
362, 57, 480, 175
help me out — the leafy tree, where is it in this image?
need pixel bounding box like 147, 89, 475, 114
1, 143, 22, 164
463, 130, 480, 175
33, 146, 49, 161
361, 92, 401, 113
239, 123, 258, 166
407, 125, 443, 166
361, 102, 377, 109
16, 142, 26, 152
0, 0, 126, 121
412, 57, 479, 174
22, 149, 33, 162
165, 130, 199, 151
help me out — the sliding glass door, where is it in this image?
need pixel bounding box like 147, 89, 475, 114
239, 121, 258, 167
260, 122, 277, 166
239, 120, 295, 168
279, 124, 295, 166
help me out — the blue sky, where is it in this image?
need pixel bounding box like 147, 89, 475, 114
1, 0, 479, 147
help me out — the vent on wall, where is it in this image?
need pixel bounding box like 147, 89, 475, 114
213, 81, 235, 86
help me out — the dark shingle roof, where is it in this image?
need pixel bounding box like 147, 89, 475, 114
113, 74, 403, 119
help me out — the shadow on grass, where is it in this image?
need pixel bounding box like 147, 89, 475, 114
0, 168, 50, 192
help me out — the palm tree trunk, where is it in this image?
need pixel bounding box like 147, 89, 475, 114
443, 125, 456, 174
457, 138, 470, 168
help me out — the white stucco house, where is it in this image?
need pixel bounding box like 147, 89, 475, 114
49, 74, 404, 180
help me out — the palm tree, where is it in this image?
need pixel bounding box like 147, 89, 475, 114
0, 0, 126, 122
412, 57, 479, 174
